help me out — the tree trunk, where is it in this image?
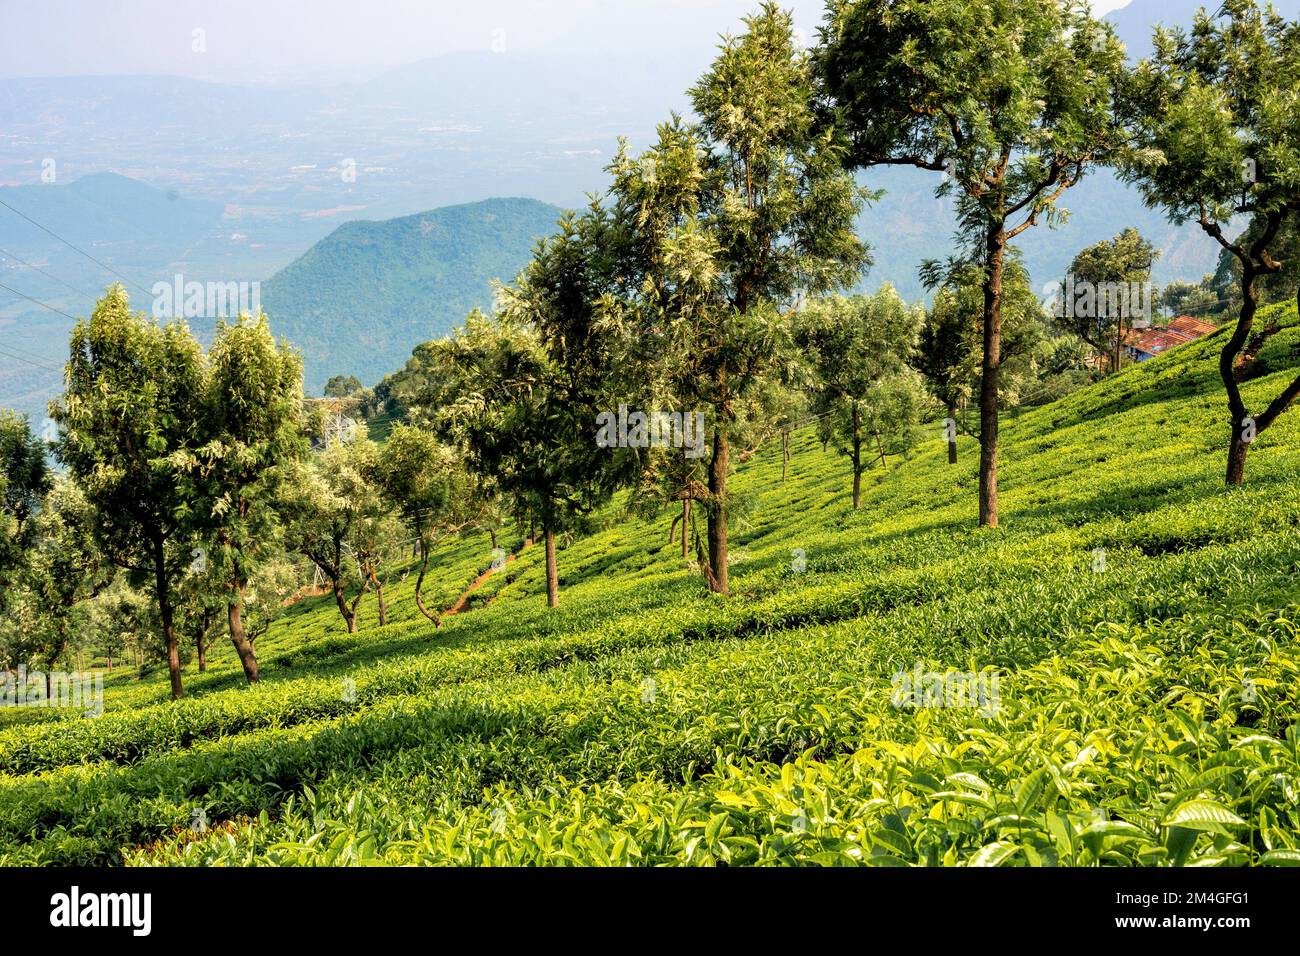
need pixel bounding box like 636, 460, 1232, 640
946, 402, 958, 464
1220, 265, 1260, 487
153, 535, 183, 700
490, 528, 497, 550
348, 586, 367, 633
978, 225, 1006, 529
332, 578, 357, 633
374, 577, 387, 627
413, 542, 439, 623
851, 406, 862, 510
1226, 424, 1249, 486
544, 524, 559, 609
707, 429, 729, 595
227, 582, 260, 684
1113, 307, 1123, 374
875, 431, 888, 472
681, 499, 690, 559
781, 429, 789, 482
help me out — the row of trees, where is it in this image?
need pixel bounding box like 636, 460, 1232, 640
427, 0, 1300, 592
823, 0, 1300, 494
0, 290, 493, 699
1119, 0, 1300, 483
5, 0, 1300, 697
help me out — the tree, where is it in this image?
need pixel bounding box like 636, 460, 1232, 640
915, 286, 970, 464
501, 208, 638, 606
0, 411, 50, 606
819, 0, 1126, 527
609, 3, 868, 593
851, 370, 928, 470
1160, 275, 1223, 319
425, 304, 605, 609
1121, 0, 1300, 485
52, 285, 204, 700
237, 557, 299, 648
797, 287, 924, 507
323, 375, 364, 398
16, 480, 110, 697
175, 567, 222, 674
86, 577, 159, 675
918, 255, 1055, 460
424, 203, 633, 609
373, 423, 481, 624
183, 315, 306, 683
1058, 228, 1158, 373
283, 431, 384, 633
350, 506, 403, 628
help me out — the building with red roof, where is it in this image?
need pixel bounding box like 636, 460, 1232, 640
1124, 315, 1218, 363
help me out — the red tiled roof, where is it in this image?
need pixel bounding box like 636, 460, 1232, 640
1124, 315, 1217, 357
1127, 329, 1187, 356
1166, 315, 1218, 338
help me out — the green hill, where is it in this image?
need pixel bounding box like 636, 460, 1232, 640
260, 198, 564, 393
2, 304, 1299, 866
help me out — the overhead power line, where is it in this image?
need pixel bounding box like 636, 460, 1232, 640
0, 244, 100, 301
0, 334, 61, 367
0, 342, 61, 374
0, 197, 154, 298
0, 280, 79, 322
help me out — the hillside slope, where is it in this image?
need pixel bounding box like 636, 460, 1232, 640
260, 198, 563, 392
2, 305, 1299, 867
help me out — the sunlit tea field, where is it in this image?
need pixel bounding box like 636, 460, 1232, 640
2, 304, 1299, 867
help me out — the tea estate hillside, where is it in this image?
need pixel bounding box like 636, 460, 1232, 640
1, 303, 1298, 866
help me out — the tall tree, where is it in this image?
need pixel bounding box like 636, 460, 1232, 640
610, 3, 868, 593
425, 302, 611, 609
818, 0, 1125, 527
797, 287, 924, 507
424, 204, 632, 609
52, 285, 204, 700
183, 315, 306, 683
1121, 0, 1300, 485
501, 208, 636, 607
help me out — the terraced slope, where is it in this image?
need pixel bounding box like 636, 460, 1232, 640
2, 304, 1299, 866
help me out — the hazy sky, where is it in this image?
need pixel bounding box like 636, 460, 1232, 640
0, 0, 1135, 84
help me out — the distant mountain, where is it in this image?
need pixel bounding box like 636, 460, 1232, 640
5, 1, 1300, 417
0, 171, 222, 255
260, 197, 563, 392
861, 164, 1225, 304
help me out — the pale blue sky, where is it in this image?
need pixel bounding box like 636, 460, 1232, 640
0, 0, 1134, 84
